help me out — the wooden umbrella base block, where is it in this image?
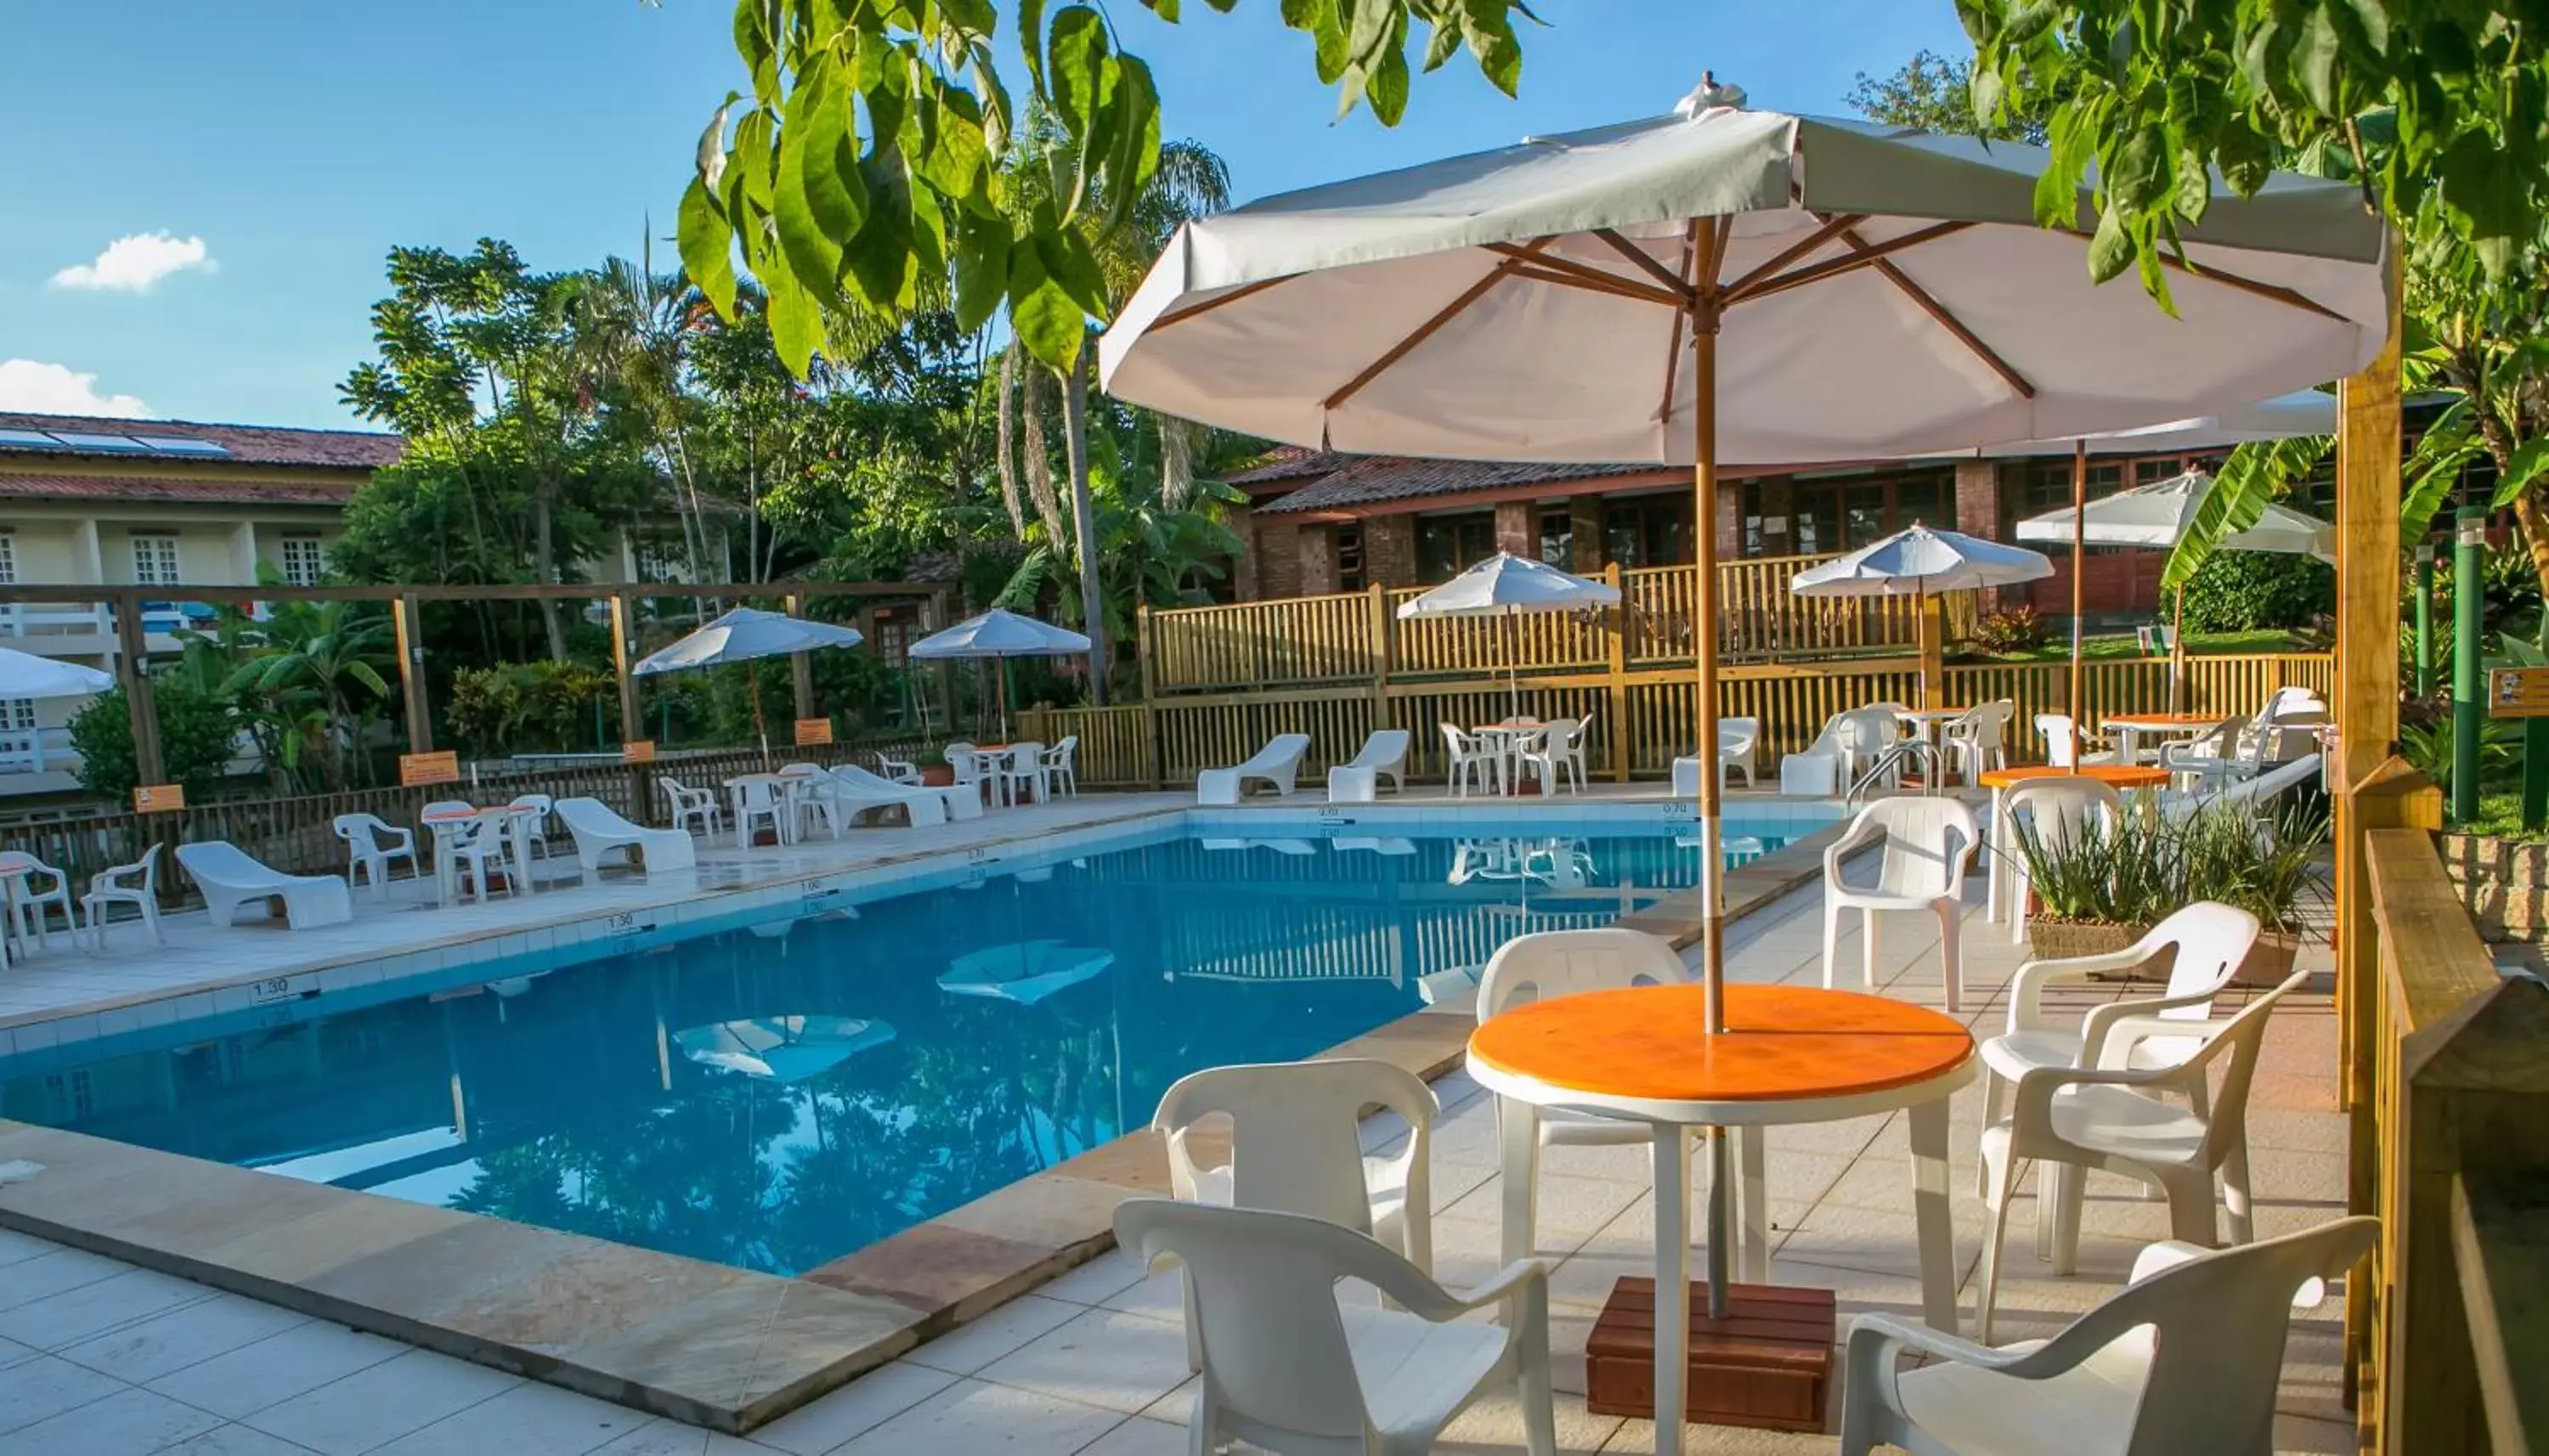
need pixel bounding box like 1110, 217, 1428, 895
1585, 1278, 1836, 1433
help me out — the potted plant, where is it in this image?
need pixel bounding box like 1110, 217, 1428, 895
2009, 810, 2186, 962
2179, 803, 2330, 985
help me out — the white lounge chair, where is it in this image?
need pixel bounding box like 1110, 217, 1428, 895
176, 842, 354, 931
1841, 1217, 2379, 1456
1338, 728, 1410, 793
553, 797, 698, 876
822, 764, 954, 827
1195, 732, 1311, 804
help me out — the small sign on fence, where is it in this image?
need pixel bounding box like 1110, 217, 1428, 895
2491, 668, 2549, 719
398, 750, 461, 787
794, 717, 834, 747
621, 739, 658, 765
133, 783, 184, 814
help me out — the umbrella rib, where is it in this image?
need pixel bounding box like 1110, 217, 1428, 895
1155, 275, 1297, 330
1831, 220, 2037, 400
1323, 240, 1553, 410
2050, 230, 2349, 322
1591, 229, 1698, 301
1722, 220, 1973, 305
1482, 244, 1686, 308
1718, 212, 1868, 297
1656, 223, 1699, 425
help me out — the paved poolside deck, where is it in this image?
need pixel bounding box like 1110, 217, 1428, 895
0, 858, 2355, 1455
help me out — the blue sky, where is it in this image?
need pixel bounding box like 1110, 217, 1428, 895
0, 2, 1970, 430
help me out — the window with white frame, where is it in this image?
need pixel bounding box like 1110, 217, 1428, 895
131, 533, 180, 586
0, 532, 16, 585
280, 535, 325, 587
0, 699, 33, 732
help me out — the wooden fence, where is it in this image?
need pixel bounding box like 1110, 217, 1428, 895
0, 736, 925, 908
1024, 652, 2334, 789
1144, 555, 1973, 694
2348, 777, 2549, 1454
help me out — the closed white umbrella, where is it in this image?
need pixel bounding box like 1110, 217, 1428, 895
1395, 553, 1620, 714
1791, 525, 2054, 713
907, 609, 1093, 740
632, 607, 864, 760
1099, 82, 2388, 1350
0, 650, 112, 699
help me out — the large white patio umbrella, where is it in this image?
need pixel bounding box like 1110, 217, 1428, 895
939, 940, 1116, 1005
1396, 552, 1621, 714
1790, 524, 2054, 710
0, 649, 111, 700
907, 609, 1093, 740
1099, 84, 2388, 1347
633, 607, 865, 759
2017, 466, 2334, 708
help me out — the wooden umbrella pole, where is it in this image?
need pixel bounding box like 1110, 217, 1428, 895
1692, 296, 1736, 1335
2070, 439, 2088, 727
2171, 584, 2187, 712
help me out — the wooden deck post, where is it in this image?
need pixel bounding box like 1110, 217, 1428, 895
1605, 564, 1631, 782
1367, 583, 1393, 744
111, 589, 163, 788
1139, 605, 1164, 790
608, 592, 643, 744
1917, 596, 1946, 707
784, 592, 817, 722
392, 593, 432, 754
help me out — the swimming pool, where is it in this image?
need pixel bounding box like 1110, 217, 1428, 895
0, 810, 1830, 1276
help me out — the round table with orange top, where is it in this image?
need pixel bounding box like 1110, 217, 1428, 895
1977, 764, 2173, 927
1467, 983, 1975, 1453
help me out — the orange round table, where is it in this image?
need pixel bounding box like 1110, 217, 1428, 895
1467, 984, 1975, 1452
1977, 765, 2173, 928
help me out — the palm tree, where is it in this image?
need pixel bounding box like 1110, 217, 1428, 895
568, 240, 716, 594
220, 599, 396, 788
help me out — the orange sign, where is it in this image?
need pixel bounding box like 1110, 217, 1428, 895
133, 783, 185, 814
398, 750, 461, 787
2490, 667, 2549, 719
621, 739, 658, 765
793, 717, 834, 747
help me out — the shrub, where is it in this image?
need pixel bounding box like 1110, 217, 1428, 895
1972, 603, 2048, 653
68, 681, 240, 800
2009, 799, 2329, 933
2178, 550, 2333, 633
447, 662, 614, 756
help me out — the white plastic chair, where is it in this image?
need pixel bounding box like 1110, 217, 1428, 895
1339, 729, 1410, 793
80, 844, 164, 951
1941, 698, 2015, 782
1477, 928, 1767, 1277
1822, 797, 1978, 1011
657, 776, 722, 839
1, 854, 76, 954
1439, 724, 1501, 796
1782, 706, 1901, 796
1518, 715, 1588, 795
2000, 776, 2122, 945
1000, 742, 1048, 805
1044, 736, 1080, 796
1972, 968, 2309, 1342
2032, 712, 2118, 769
331, 813, 417, 898
1717, 715, 1760, 787
506, 793, 556, 866
873, 752, 923, 785
1841, 1216, 2380, 1456
441, 815, 513, 905
2157, 715, 2247, 792
777, 765, 837, 839
1114, 1199, 1557, 1456
732, 778, 790, 847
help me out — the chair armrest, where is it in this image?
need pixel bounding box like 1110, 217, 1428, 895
2080, 1008, 2219, 1070
1822, 821, 1878, 878
1438, 1258, 1551, 1319
2005, 940, 2169, 1031
1844, 1313, 2032, 1374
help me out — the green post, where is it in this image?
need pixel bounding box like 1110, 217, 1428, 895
2451, 507, 2485, 824
2413, 541, 2435, 699
2524, 720, 2549, 832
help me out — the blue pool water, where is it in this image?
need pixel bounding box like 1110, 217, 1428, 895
0, 813, 1826, 1276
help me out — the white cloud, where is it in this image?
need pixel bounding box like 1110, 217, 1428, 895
0, 359, 151, 417
48, 232, 215, 293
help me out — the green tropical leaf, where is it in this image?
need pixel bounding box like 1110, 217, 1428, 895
952, 212, 1010, 331
677, 178, 738, 319
2160, 434, 2334, 594
843, 151, 917, 311
1008, 233, 1083, 369
2491, 437, 2549, 510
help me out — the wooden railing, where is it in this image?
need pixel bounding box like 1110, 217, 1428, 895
2349, 776, 2549, 1455
1145, 555, 1977, 694
1022, 651, 2334, 789
0, 736, 925, 907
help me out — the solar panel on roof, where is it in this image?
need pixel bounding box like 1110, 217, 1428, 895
46, 432, 150, 452
0, 429, 66, 449
132, 436, 230, 456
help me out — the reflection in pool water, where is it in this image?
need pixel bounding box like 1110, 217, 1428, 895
0, 821, 1811, 1275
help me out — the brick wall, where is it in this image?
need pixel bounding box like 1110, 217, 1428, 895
1953, 460, 2001, 608
1715, 478, 1742, 558
1255, 520, 1300, 600
1365, 515, 1417, 587
1493, 500, 1534, 558
1297, 523, 1340, 596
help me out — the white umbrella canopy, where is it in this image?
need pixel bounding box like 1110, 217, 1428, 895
1398, 553, 1621, 714
0, 650, 112, 699
631, 607, 864, 674
908, 610, 1093, 740
938, 940, 1116, 1006
1789, 524, 2056, 597
1960, 391, 2337, 460
2015, 468, 2336, 560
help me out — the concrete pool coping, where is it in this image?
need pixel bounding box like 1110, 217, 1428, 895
0, 801, 1848, 1435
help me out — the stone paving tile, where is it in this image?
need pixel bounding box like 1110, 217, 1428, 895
0, 1385, 224, 1456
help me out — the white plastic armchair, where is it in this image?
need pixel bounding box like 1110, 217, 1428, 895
1841, 1216, 2379, 1456
2156, 714, 2248, 792
81, 844, 164, 951
333, 813, 418, 898
1972, 968, 2309, 1342
657, 776, 722, 838
1113, 1199, 1557, 1456
2032, 711, 2117, 769
1043, 736, 1080, 797
1151, 1058, 1436, 1277
1340, 728, 1410, 793
1518, 715, 1589, 794
1822, 797, 1978, 1011
2000, 776, 2122, 945
1439, 724, 1501, 796
1781, 708, 1896, 795
1940, 699, 2015, 782
873, 751, 923, 785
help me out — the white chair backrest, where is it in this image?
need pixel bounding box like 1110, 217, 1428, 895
1718, 716, 1759, 751
2171, 969, 2309, 1166
946, 743, 979, 781
1243, 733, 1311, 770
1115, 1200, 1416, 1441
1053, 735, 1081, 765
333, 812, 389, 847
1009, 741, 1044, 770
2137, 901, 2263, 1021
555, 797, 635, 834
1151, 1058, 1436, 1234
1350, 728, 1410, 769
2035, 713, 2079, 767
2011, 1216, 2380, 1456
737, 779, 783, 812
657, 776, 699, 806
2005, 777, 2120, 857
175, 840, 264, 881
1840, 706, 1901, 754
1477, 927, 1689, 1021
1804, 712, 1852, 755
1852, 796, 1977, 897
1440, 722, 1476, 757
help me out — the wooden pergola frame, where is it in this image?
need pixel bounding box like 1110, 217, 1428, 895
0, 579, 952, 787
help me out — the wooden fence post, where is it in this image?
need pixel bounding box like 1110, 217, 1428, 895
111, 589, 164, 789
608, 593, 643, 744
393, 593, 432, 755
1367, 584, 1392, 741
1605, 564, 1630, 782
1917, 596, 1945, 707
784, 591, 816, 721
1139, 606, 1164, 790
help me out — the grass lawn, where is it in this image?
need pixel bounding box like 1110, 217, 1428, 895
1975, 628, 2317, 663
